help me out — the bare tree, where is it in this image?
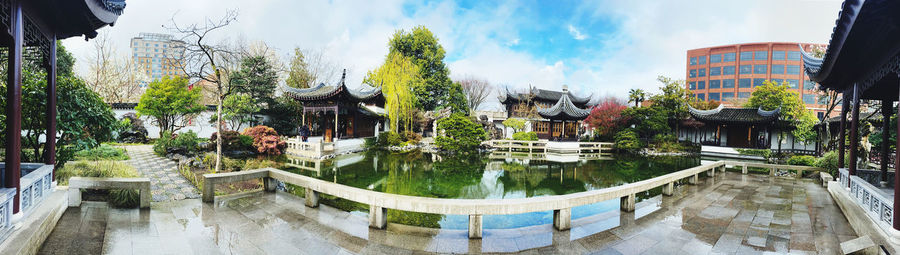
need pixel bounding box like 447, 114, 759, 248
166, 10, 240, 173
84, 34, 147, 103
285, 47, 340, 88
457, 76, 492, 113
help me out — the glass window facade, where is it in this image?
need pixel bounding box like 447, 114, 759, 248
722, 92, 734, 99
754, 51, 767, 60
698, 56, 707, 65
772, 50, 785, 60
738, 92, 751, 98
709, 93, 720, 101
722, 79, 735, 88
710, 67, 721, 76
689, 82, 696, 90
739, 78, 751, 88
771, 65, 784, 74
739, 65, 751, 74
710, 54, 722, 63
709, 80, 721, 88
689, 69, 696, 78
740, 51, 753, 61
723, 66, 735, 75
696, 93, 705, 100
690, 57, 697, 65
786, 65, 801, 75
723, 52, 736, 62
787, 51, 801, 60
803, 94, 815, 104
771, 78, 783, 84
753, 78, 765, 87
786, 79, 799, 89
753, 65, 767, 74
697, 81, 706, 89
698, 68, 706, 77
804, 80, 816, 90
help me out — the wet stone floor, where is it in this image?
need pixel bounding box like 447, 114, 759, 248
37, 171, 856, 254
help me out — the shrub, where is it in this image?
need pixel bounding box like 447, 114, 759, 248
614, 129, 641, 151
502, 118, 527, 132
210, 131, 254, 151
435, 113, 487, 152
377, 131, 403, 147
736, 148, 772, 159
511, 131, 538, 141
244, 158, 284, 170
153, 131, 174, 156
56, 161, 140, 208
74, 144, 129, 161
154, 130, 202, 156
787, 155, 816, 166
403, 131, 422, 144
241, 125, 287, 156
815, 150, 847, 176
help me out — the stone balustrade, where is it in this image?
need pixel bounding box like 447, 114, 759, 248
202, 160, 821, 239
483, 140, 613, 155
67, 177, 151, 208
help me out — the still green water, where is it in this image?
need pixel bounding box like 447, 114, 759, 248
283, 150, 700, 229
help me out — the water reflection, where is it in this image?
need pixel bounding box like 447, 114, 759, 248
284, 150, 699, 229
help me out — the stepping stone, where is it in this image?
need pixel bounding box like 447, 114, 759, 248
840, 235, 876, 254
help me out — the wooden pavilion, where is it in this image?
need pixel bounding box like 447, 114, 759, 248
282, 70, 385, 141
802, 0, 900, 249
684, 105, 780, 149
0, 0, 125, 233
499, 86, 593, 140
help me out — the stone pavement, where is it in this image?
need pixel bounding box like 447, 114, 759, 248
123, 145, 199, 201
38, 171, 856, 254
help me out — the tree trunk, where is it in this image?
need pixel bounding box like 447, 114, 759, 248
215, 92, 223, 173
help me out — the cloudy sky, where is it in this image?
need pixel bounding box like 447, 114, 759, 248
62, 0, 843, 110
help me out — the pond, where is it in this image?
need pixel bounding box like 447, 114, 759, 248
283, 150, 700, 230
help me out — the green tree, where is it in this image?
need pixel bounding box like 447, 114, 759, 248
628, 88, 646, 107
135, 76, 204, 136
285, 48, 339, 89
231, 55, 279, 107
364, 52, 422, 132
502, 118, 527, 132
387, 26, 457, 112
285, 48, 313, 88
214, 94, 261, 130
649, 76, 690, 135
434, 113, 486, 152
746, 80, 816, 150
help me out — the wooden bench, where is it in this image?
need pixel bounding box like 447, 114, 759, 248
67, 177, 151, 208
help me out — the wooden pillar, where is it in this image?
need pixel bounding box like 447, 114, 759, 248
5, 0, 23, 213
44, 37, 57, 170
849, 83, 861, 178
894, 76, 900, 230
334, 108, 339, 139
839, 93, 849, 169
882, 99, 892, 185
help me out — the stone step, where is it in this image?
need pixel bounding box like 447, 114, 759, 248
840, 235, 877, 254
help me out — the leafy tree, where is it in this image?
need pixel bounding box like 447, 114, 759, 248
614, 129, 641, 152
231, 55, 279, 107
584, 99, 630, 140
285, 48, 339, 89
387, 26, 457, 112
502, 118, 527, 133
364, 52, 422, 132
262, 96, 304, 136
746, 80, 816, 150
446, 81, 469, 113
689, 99, 720, 110
622, 106, 669, 139
628, 88, 646, 107
649, 75, 690, 134
214, 94, 261, 130
135, 76, 204, 136
435, 113, 486, 152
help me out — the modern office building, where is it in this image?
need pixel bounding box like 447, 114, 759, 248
130, 33, 186, 86
685, 42, 836, 119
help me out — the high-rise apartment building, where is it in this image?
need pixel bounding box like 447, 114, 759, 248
130, 33, 185, 86
686, 42, 836, 119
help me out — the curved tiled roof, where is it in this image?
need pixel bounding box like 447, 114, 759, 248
536, 93, 591, 121
499, 87, 593, 106
283, 70, 382, 102
688, 105, 780, 125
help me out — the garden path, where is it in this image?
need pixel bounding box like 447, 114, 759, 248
123, 145, 199, 201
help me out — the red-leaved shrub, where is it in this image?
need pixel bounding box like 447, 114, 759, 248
241, 125, 287, 156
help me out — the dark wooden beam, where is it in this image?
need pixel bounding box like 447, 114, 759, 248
839, 93, 849, 169
881, 99, 891, 185
44, 36, 56, 171
849, 83, 861, 179
895, 75, 900, 230
4, 0, 23, 213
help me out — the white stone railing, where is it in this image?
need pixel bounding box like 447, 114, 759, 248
483, 140, 613, 155
18, 163, 54, 213
284, 136, 335, 158
840, 168, 895, 233
67, 177, 151, 208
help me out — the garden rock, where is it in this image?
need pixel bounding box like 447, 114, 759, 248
118, 113, 149, 143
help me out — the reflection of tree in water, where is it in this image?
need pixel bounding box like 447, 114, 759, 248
496, 161, 587, 197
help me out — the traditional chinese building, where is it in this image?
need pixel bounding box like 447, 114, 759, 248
282, 71, 385, 141
682, 105, 780, 149
499, 86, 592, 140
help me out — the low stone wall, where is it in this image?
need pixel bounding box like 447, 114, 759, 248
67, 177, 151, 208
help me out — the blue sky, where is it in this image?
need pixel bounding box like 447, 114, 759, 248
62, 0, 844, 110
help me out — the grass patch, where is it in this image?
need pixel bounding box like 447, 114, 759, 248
56, 160, 141, 208
74, 144, 130, 161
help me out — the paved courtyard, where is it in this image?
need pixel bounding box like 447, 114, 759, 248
38, 171, 856, 254
123, 145, 199, 201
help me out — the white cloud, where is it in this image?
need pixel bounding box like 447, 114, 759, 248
568, 24, 588, 40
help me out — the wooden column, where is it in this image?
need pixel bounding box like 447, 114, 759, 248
4, 0, 23, 213
894, 75, 900, 230
44, 37, 57, 171
839, 93, 849, 169
849, 83, 861, 178
881, 99, 891, 185
334, 109, 339, 139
